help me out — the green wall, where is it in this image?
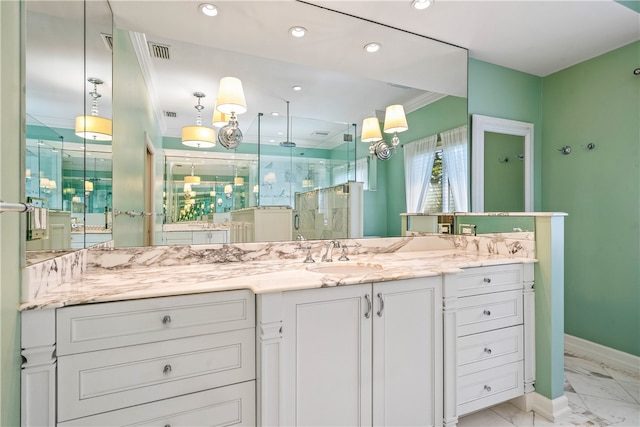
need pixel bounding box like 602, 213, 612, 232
468, 59, 543, 211
112, 27, 164, 247
0, 1, 23, 425
484, 132, 525, 211
542, 41, 640, 357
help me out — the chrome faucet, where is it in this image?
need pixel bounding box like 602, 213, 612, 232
321, 240, 341, 262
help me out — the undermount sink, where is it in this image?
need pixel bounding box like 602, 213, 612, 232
306, 263, 383, 275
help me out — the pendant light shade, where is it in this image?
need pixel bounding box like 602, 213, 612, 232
75, 115, 112, 141
181, 126, 216, 148
361, 117, 383, 142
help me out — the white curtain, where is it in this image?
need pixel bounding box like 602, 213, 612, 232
440, 124, 469, 212
403, 134, 438, 213
354, 157, 369, 190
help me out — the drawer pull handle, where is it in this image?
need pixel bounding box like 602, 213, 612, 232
483, 310, 491, 316
163, 364, 172, 374
484, 347, 492, 354
483, 277, 492, 283
162, 315, 172, 325
364, 294, 372, 319
484, 385, 492, 392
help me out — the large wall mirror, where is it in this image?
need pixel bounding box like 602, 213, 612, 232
24, 0, 468, 253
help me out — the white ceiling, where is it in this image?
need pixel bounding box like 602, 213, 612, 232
312, 0, 639, 77
26, 0, 639, 151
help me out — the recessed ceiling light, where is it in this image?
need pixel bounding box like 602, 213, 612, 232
199, 3, 219, 16
292, 85, 302, 91
271, 112, 279, 116
289, 26, 307, 38
364, 42, 381, 53
269, 139, 276, 143
411, 0, 432, 10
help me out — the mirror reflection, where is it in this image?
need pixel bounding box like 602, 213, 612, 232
24, 0, 468, 251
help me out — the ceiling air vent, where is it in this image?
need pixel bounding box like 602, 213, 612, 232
164, 111, 177, 118
100, 33, 113, 50
311, 130, 330, 137
148, 42, 171, 60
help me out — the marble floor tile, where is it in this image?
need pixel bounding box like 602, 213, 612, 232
616, 379, 640, 404
580, 395, 640, 426
565, 371, 636, 404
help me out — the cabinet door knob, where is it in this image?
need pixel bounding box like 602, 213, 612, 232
162, 315, 172, 325
484, 385, 492, 392
484, 347, 492, 354
483, 310, 491, 316
364, 294, 372, 319
483, 277, 492, 283
163, 364, 172, 374
376, 293, 385, 317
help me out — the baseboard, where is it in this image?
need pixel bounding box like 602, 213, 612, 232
565, 334, 640, 375
511, 392, 570, 422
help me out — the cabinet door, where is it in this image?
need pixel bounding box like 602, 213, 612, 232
373, 277, 443, 427
282, 284, 372, 427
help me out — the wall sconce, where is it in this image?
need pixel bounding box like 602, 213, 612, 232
215, 77, 247, 149
210, 190, 216, 197
361, 104, 408, 161
217, 197, 223, 206
263, 171, 277, 189
84, 181, 94, 192
72, 196, 81, 203
211, 107, 228, 128
224, 184, 233, 198
182, 92, 216, 148
75, 77, 112, 141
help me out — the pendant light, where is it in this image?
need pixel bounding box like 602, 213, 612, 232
184, 164, 201, 185
279, 101, 296, 148
182, 92, 216, 148
75, 77, 112, 141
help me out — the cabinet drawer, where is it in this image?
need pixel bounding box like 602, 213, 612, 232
455, 264, 523, 297
458, 361, 524, 416
58, 380, 255, 426
457, 290, 522, 336
457, 325, 523, 376
57, 328, 255, 422
57, 289, 254, 355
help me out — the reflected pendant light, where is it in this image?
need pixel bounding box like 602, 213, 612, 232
280, 101, 296, 148
182, 92, 216, 148
75, 77, 112, 141
184, 164, 201, 185
215, 77, 247, 149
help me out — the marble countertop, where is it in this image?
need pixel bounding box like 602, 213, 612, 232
21, 248, 533, 311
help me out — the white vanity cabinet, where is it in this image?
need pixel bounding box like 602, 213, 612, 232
450, 263, 535, 417
21, 290, 256, 427
258, 276, 443, 426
